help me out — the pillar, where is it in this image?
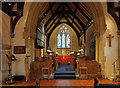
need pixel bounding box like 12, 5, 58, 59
117, 30, 120, 81
25, 56, 30, 81
94, 30, 100, 62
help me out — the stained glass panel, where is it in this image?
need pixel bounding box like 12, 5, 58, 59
62, 30, 65, 48
57, 25, 70, 48
57, 33, 61, 48
66, 30, 70, 48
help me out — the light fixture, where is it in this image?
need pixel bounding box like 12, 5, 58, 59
78, 49, 83, 52
49, 53, 52, 55
47, 49, 52, 52
8, 3, 11, 6
77, 52, 80, 56
56, 52, 59, 55
70, 52, 74, 54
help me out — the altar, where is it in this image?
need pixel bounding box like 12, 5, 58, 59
57, 55, 71, 64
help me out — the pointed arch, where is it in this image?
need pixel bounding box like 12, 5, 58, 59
57, 25, 70, 48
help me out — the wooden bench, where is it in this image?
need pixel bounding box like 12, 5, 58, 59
0, 86, 39, 88
30, 58, 52, 80
76, 60, 102, 79
0, 80, 39, 88
94, 77, 120, 88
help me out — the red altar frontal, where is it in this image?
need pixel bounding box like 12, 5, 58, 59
57, 55, 71, 63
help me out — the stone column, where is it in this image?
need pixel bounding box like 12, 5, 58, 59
117, 30, 120, 81
30, 33, 36, 62
94, 30, 100, 62
25, 56, 30, 81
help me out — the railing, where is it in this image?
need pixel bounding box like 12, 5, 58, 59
112, 56, 120, 77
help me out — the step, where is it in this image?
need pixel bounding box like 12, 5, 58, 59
55, 73, 75, 75
54, 71, 76, 74
54, 75, 76, 79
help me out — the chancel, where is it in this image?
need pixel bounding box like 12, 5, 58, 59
0, 1, 120, 88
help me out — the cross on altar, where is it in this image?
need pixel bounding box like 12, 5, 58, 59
106, 34, 114, 47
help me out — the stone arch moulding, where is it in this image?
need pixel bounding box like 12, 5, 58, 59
85, 2, 106, 35
23, 2, 49, 61
24, 2, 106, 60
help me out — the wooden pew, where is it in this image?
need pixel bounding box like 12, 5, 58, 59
94, 78, 120, 88
30, 58, 53, 80
0, 80, 39, 88
76, 59, 102, 79
1, 86, 39, 88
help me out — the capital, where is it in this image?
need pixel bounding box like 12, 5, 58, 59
117, 30, 120, 38
10, 33, 15, 38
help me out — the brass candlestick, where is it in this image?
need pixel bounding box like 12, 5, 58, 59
6, 52, 17, 84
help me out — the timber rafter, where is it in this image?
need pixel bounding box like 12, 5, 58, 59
107, 2, 120, 30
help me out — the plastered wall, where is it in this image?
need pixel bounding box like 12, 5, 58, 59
103, 15, 118, 79
2, 11, 11, 80
101, 2, 118, 80
1, 2, 32, 80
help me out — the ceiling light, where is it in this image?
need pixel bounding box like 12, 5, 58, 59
8, 3, 11, 6
4, 0, 6, 2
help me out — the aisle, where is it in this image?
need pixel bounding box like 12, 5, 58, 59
54, 63, 76, 79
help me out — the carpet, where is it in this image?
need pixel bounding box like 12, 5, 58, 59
54, 63, 76, 79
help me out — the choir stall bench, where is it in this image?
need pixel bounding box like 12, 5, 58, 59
30, 58, 52, 80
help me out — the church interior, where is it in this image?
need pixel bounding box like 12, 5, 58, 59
0, 0, 120, 88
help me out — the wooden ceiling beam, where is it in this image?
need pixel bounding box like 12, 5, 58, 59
39, 2, 56, 22
107, 2, 120, 30
65, 12, 82, 32
79, 2, 91, 17
72, 8, 77, 24
44, 3, 63, 30
63, 3, 86, 29
63, 15, 80, 37
72, 2, 91, 21
10, 2, 24, 36
45, 11, 62, 32
47, 14, 63, 38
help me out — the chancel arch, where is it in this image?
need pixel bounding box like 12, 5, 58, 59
23, 2, 106, 74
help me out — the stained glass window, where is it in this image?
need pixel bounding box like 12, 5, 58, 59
57, 25, 70, 48
57, 31, 61, 48
66, 30, 70, 48
62, 30, 65, 48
